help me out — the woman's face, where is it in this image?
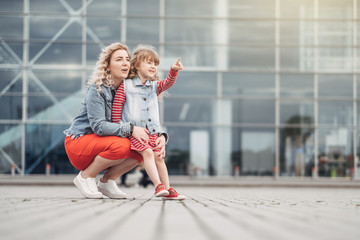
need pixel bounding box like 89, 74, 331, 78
108, 49, 130, 82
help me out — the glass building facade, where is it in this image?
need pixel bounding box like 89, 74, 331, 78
0, 0, 359, 178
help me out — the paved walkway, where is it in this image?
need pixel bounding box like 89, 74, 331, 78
1, 185, 359, 240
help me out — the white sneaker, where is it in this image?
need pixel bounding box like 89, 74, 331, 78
97, 180, 127, 199
73, 171, 104, 199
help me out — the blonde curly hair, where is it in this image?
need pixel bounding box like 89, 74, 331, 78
128, 44, 160, 80
88, 42, 130, 92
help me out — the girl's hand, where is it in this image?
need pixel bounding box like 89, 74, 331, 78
153, 135, 166, 158
132, 126, 149, 145
171, 57, 183, 71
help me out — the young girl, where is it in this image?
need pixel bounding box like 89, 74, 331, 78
112, 44, 185, 200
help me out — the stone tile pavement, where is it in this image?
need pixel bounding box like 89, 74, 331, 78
0, 185, 359, 240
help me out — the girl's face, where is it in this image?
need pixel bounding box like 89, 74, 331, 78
136, 59, 158, 82
108, 49, 130, 82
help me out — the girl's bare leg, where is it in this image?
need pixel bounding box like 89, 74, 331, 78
155, 154, 170, 189
140, 149, 162, 186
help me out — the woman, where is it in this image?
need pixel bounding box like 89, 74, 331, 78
63, 42, 167, 199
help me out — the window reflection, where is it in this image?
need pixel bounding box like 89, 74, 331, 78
165, 0, 214, 16
0, 16, 23, 39
228, 0, 275, 18
318, 47, 352, 71
229, 20, 275, 44
0, 0, 23, 12
127, 18, 159, 42
229, 47, 275, 70
87, 18, 121, 41
128, 0, 159, 15
280, 47, 314, 71
0, 124, 22, 174
0, 70, 22, 93
165, 126, 215, 175
280, 74, 314, 97
164, 98, 215, 123
280, 127, 314, 176
228, 127, 275, 176
223, 73, 275, 97
280, 101, 314, 124
318, 128, 354, 177
164, 45, 217, 67
30, 17, 81, 41
166, 72, 217, 96
318, 0, 353, 19
318, 74, 353, 98
280, 21, 314, 45
29, 43, 82, 65
0, 96, 22, 120
232, 99, 275, 124
279, 0, 314, 18
25, 124, 72, 174
318, 22, 352, 46
318, 101, 353, 125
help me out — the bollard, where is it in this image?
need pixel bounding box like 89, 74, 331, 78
350, 168, 355, 180
45, 163, 51, 176
11, 164, 16, 176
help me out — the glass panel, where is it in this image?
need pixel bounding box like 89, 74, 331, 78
358, 76, 360, 98
280, 47, 314, 71
0, 124, 22, 174
87, 0, 121, 15
164, 98, 215, 123
164, 45, 216, 68
0, 96, 22, 120
165, 126, 215, 175
0, 42, 23, 64
318, 74, 353, 97
29, 70, 82, 95
229, 47, 275, 70
229, 20, 275, 44
166, 72, 217, 96
280, 127, 314, 176
226, 127, 275, 176
318, 48, 352, 72
228, 0, 275, 18
87, 18, 121, 41
280, 21, 314, 45
223, 73, 275, 97
165, 19, 215, 43
127, 18, 159, 42
279, 0, 314, 18
30, 17, 81, 41
318, 0, 353, 19
165, 0, 214, 16
318, 101, 353, 125
86, 43, 102, 65
232, 99, 275, 124
25, 124, 73, 174
128, 0, 159, 15
29, 0, 71, 13
280, 101, 314, 124
318, 127, 353, 178
0, 0, 23, 12
0, 16, 23, 39
0, 70, 22, 93
27, 95, 81, 121
280, 74, 314, 97
30, 43, 82, 65
318, 22, 352, 46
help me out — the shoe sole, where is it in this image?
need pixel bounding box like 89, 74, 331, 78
162, 196, 186, 200
73, 177, 103, 199
155, 190, 169, 197
98, 187, 127, 199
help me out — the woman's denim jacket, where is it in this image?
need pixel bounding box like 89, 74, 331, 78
122, 78, 162, 135
63, 84, 132, 139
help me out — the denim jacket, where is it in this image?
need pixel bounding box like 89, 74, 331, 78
122, 78, 162, 135
63, 83, 132, 139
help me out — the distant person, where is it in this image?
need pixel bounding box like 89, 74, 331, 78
63, 42, 167, 199
111, 44, 185, 200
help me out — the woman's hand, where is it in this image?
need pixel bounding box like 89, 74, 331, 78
132, 126, 149, 144
171, 57, 183, 71
153, 135, 166, 158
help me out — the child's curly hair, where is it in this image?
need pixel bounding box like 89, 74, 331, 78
88, 42, 130, 93
128, 44, 160, 81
